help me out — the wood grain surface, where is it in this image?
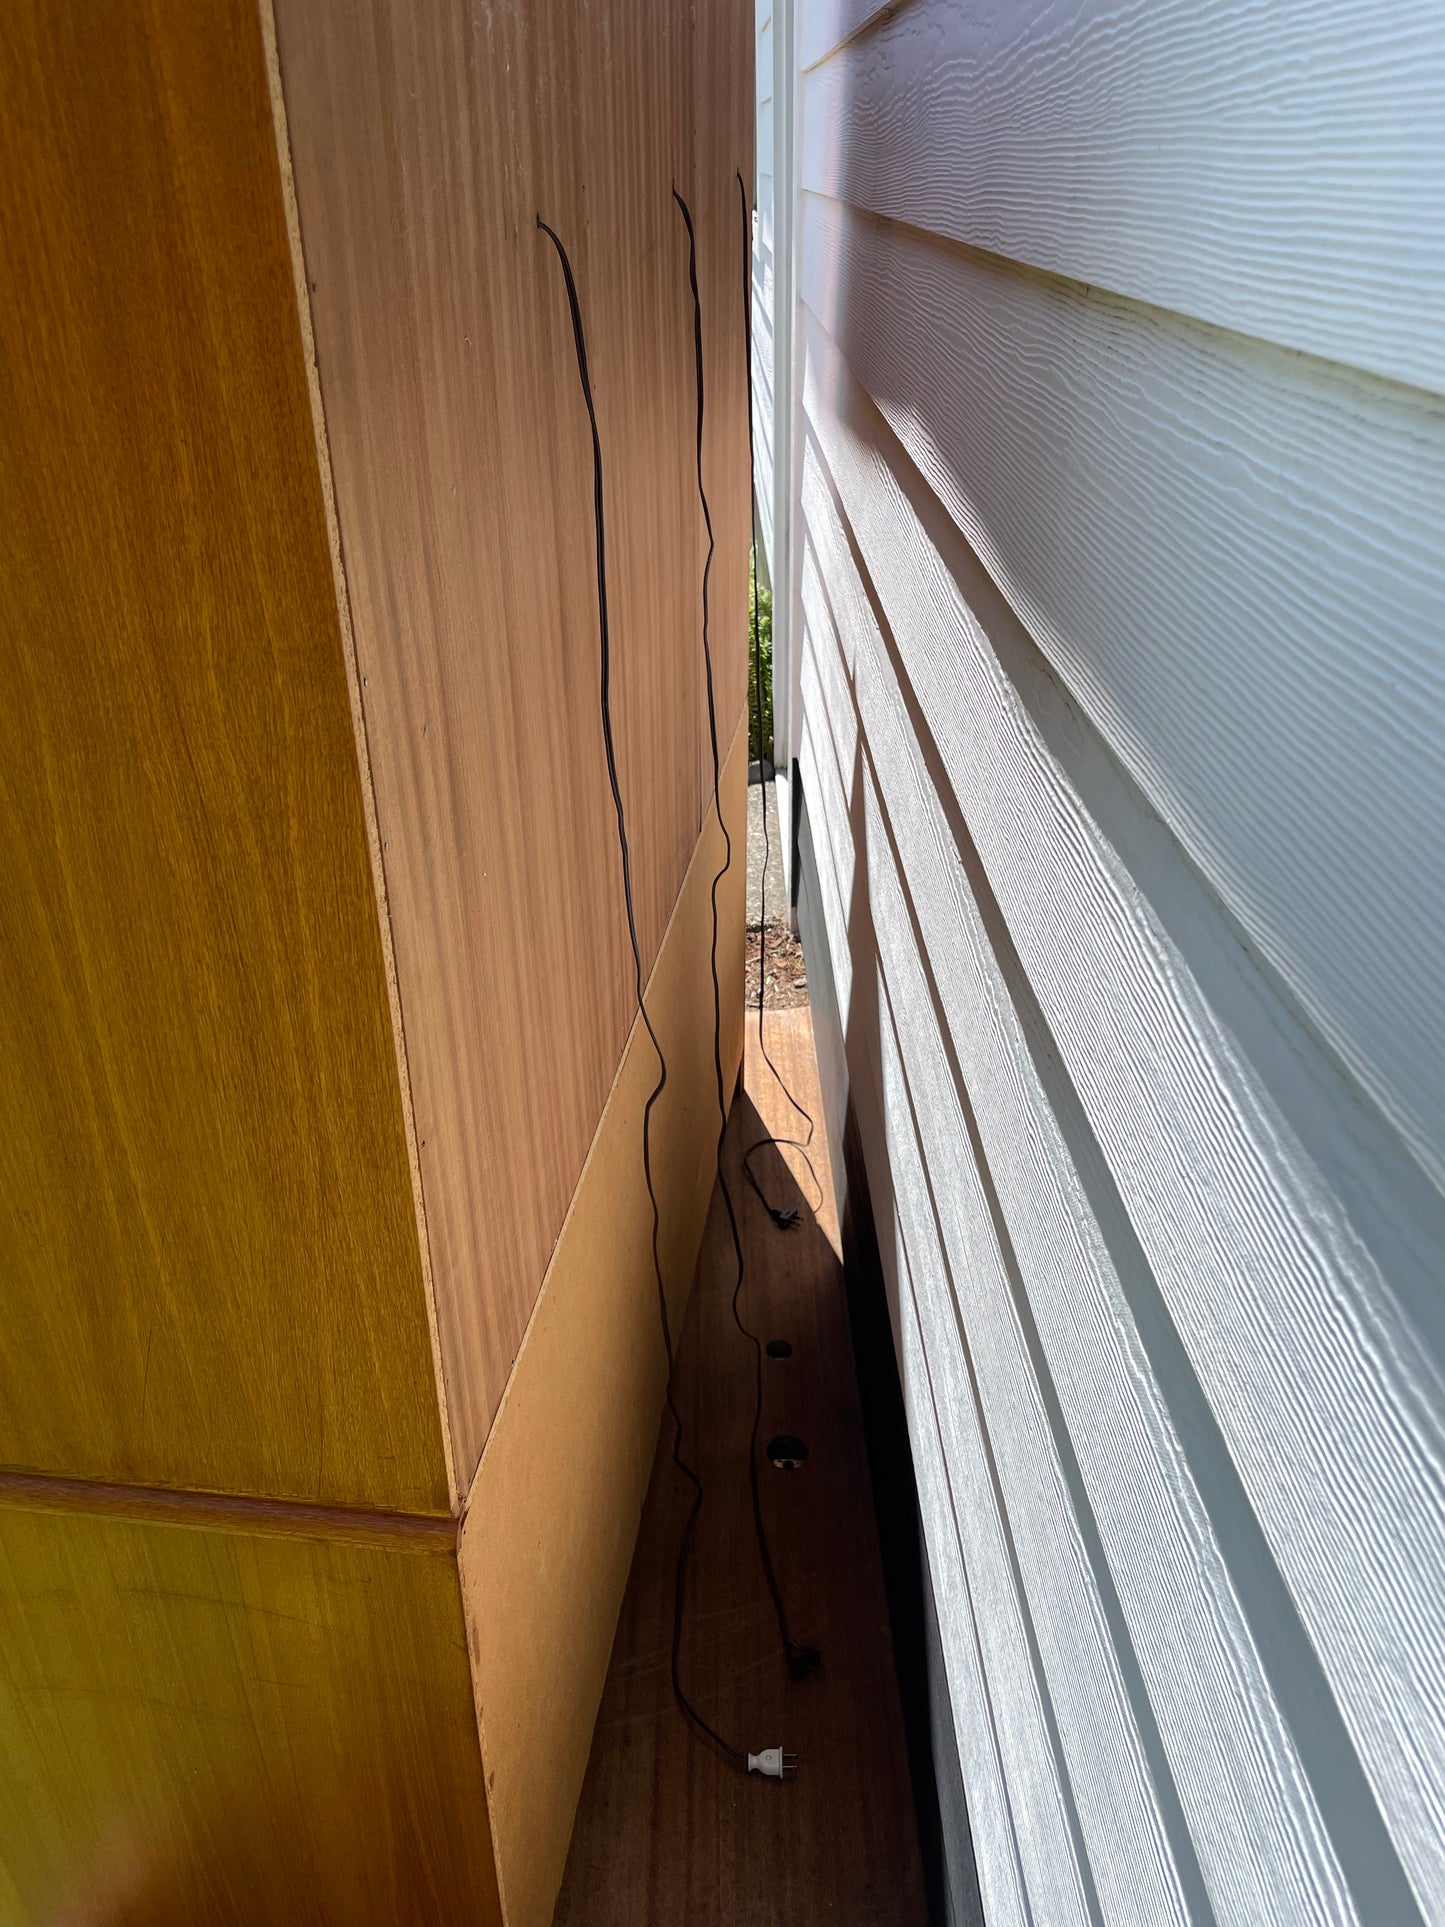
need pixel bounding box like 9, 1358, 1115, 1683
802, 0, 1445, 393
460, 718, 746, 1927
0, 1500, 500, 1927
0, 0, 446, 1513
554, 1006, 927, 1927
271, 0, 753, 1492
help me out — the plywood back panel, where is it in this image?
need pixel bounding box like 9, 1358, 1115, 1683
0, 0, 446, 1513
459, 717, 746, 1927
0, 1499, 499, 1926
271, 0, 753, 1489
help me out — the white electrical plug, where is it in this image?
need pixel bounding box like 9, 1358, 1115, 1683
747, 1747, 798, 1779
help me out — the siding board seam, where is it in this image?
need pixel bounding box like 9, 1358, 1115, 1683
874, 964, 1112, 1927
458, 706, 750, 1525
800, 0, 919, 78
800, 185, 1445, 402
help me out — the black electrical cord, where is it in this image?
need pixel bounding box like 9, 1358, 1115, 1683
674, 185, 819, 1683
537, 213, 748, 1772
735, 171, 823, 1230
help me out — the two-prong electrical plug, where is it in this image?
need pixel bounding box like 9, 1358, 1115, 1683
747, 1748, 798, 1780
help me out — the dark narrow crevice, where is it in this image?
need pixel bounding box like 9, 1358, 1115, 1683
838, 1094, 982, 1927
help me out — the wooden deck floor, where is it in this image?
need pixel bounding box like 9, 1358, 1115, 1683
554, 1006, 927, 1926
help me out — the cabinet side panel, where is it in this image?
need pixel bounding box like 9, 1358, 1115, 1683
0, 1503, 500, 1925
0, 0, 446, 1510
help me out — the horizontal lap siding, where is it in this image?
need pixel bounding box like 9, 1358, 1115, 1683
800, 0, 1445, 394
799, 0, 897, 72
789, 4, 1445, 1923
801, 420, 1362, 1926
801, 194, 1445, 1190
752, 0, 775, 575
752, 227, 775, 570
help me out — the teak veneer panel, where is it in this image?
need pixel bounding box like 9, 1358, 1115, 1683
0, 1499, 500, 1926
0, 724, 745, 1927
0, 0, 446, 1512
272, 0, 753, 1490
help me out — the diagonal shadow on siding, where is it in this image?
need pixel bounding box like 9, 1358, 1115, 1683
804, 507, 1103, 1927
801, 401, 1427, 1927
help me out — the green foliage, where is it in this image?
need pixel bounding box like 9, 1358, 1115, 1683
748, 558, 774, 764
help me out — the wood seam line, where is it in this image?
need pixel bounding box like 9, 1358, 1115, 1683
257, 0, 461, 1511
0, 1468, 459, 1553
457, 702, 750, 1528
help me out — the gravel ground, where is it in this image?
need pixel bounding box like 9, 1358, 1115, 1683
745, 768, 808, 1008
746, 917, 808, 1009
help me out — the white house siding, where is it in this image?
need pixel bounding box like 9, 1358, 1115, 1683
752, 0, 777, 588
774, 4, 1445, 1923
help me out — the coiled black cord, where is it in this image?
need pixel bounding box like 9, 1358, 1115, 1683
537, 213, 747, 1770
734, 171, 823, 1230
674, 185, 819, 1682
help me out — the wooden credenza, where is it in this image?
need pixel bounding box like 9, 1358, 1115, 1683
0, 0, 750, 1919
